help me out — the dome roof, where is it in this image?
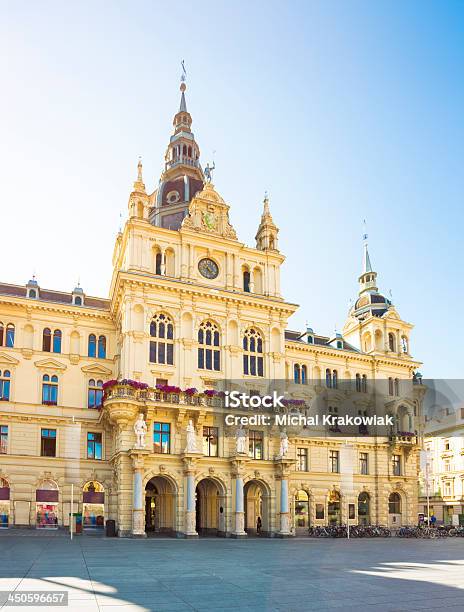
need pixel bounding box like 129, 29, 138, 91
353, 291, 392, 319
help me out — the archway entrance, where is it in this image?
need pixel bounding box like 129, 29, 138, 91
294, 490, 310, 534
195, 478, 226, 537
388, 492, 402, 527
358, 492, 370, 525
36, 480, 59, 529
145, 476, 176, 536
244, 480, 269, 536
328, 491, 341, 525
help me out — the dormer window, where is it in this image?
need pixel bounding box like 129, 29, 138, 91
28, 288, 37, 299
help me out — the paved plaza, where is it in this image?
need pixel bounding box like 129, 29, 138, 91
1, 533, 464, 611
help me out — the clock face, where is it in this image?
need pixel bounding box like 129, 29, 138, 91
198, 258, 219, 279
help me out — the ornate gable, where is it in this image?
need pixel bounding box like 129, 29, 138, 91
81, 362, 113, 376
181, 183, 237, 240
34, 358, 67, 371
0, 352, 19, 366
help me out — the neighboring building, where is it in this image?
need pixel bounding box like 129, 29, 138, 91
419, 407, 464, 525
0, 79, 424, 536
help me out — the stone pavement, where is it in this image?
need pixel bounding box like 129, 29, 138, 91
1, 534, 464, 611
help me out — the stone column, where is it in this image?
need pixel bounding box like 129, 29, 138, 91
231, 457, 248, 538
131, 450, 148, 537
183, 455, 199, 538
276, 458, 295, 537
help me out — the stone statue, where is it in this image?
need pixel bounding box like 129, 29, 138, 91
185, 419, 199, 453
134, 413, 147, 448
204, 162, 215, 183
236, 424, 247, 454
279, 431, 289, 458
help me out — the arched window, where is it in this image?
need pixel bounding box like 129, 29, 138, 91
388, 492, 401, 514
301, 365, 307, 384
5, 324, 14, 348
88, 334, 96, 357
42, 328, 52, 352
388, 333, 396, 352
355, 373, 361, 392
198, 321, 220, 371
332, 370, 338, 389
52, 330, 62, 354
243, 270, 250, 292
388, 377, 394, 396
0, 370, 11, 401
149, 313, 174, 365
394, 378, 400, 396
155, 252, 162, 275
294, 364, 300, 384
243, 328, 264, 376
88, 379, 103, 409
97, 335, 106, 359
362, 374, 367, 393
42, 374, 58, 406
401, 336, 408, 353
0, 323, 3, 346
326, 368, 332, 388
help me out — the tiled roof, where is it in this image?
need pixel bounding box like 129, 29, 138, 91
0, 282, 110, 310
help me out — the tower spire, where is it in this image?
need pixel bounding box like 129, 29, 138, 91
255, 192, 279, 251
132, 156, 146, 193
358, 224, 378, 295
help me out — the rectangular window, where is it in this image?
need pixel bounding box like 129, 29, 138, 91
0, 425, 7, 454
87, 432, 102, 460
297, 448, 308, 471
329, 450, 339, 473
41, 429, 56, 457
202, 426, 218, 457
392, 454, 401, 476
154, 422, 171, 454
360, 452, 369, 475
316, 503, 324, 520
248, 430, 263, 460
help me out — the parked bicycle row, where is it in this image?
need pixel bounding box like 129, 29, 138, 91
308, 525, 391, 538
307, 524, 464, 538
397, 525, 464, 538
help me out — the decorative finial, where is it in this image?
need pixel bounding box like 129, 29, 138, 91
263, 191, 270, 214
363, 219, 368, 243
180, 60, 187, 92
137, 156, 143, 181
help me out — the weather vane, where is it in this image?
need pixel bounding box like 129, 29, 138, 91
363, 219, 368, 242
181, 60, 187, 83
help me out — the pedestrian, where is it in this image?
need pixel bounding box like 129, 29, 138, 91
430, 514, 437, 527
256, 516, 262, 535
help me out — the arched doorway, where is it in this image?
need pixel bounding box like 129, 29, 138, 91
83, 481, 105, 529
358, 492, 370, 525
195, 478, 226, 537
36, 480, 59, 529
145, 476, 176, 536
294, 490, 310, 535
328, 490, 341, 525
244, 480, 270, 536
0, 478, 10, 528
388, 492, 402, 527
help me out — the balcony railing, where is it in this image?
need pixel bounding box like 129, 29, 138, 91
389, 433, 417, 445
104, 384, 224, 408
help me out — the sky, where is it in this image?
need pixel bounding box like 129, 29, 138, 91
0, 1, 463, 378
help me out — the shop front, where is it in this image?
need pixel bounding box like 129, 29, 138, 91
0, 478, 10, 528
294, 490, 310, 534
36, 481, 59, 528
83, 482, 105, 529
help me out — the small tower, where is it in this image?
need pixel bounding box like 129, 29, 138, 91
128, 158, 149, 220
150, 77, 204, 230
358, 234, 378, 295
255, 193, 279, 252
26, 276, 39, 299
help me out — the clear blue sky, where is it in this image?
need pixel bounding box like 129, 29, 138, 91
0, 1, 462, 378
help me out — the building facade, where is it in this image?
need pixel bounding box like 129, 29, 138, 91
419, 407, 464, 526
0, 81, 425, 536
